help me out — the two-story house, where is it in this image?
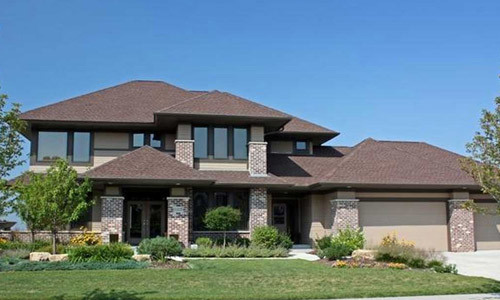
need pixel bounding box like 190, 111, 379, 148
16, 80, 500, 252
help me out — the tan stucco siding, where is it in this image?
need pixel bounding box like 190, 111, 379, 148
270, 141, 293, 154
93, 150, 129, 168
475, 203, 500, 250
94, 132, 129, 149
196, 161, 248, 171
29, 165, 91, 173
164, 133, 175, 150
359, 201, 449, 251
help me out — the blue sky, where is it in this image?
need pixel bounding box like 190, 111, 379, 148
0, 0, 499, 179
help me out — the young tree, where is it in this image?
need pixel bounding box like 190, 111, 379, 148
0, 88, 25, 217
203, 206, 241, 248
14, 160, 92, 253
12, 172, 48, 242
461, 96, 500, 214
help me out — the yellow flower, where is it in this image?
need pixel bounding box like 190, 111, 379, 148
70, 227, 102, 246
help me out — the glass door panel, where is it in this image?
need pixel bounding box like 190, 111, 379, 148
128, 202, 145, 244
148, 203, 165, 238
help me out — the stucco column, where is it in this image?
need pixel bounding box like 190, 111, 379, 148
249, 188, 268, 234
101, 196, 124, 243
175, 140, 194, 168
167, 196, 191, 247
330, 191, 359, 234
448, 198, 475, 252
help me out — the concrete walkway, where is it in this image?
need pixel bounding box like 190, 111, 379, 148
288, 244, 320, 261
443, 251, 500, 281
335, 294, 500, 300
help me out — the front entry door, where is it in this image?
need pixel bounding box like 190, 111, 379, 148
127, 201, 166, 244
273, 203, 287, 233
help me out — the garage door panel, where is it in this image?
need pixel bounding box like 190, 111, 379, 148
475, 203, 500, 250
359, 201, 448, 251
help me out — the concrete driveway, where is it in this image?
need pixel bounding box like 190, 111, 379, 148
443, 250, 500, 281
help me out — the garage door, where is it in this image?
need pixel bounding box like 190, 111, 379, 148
359, 201, 449, 251
475, 203, 500, 250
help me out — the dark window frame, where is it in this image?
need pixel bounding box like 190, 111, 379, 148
130, 133, 164, 149
193, 126, 209, 159
34, 130, 94, 166
293, 140, 310, 155
192, 126, 249, 161
72, 132, 92, 163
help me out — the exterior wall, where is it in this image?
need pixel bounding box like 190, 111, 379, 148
0, 230, 90, 243
299, 194, 329, 244
249, 188, 268, 233
448, 199, 475, 252
248, 142, 267, 176
330, 199, 359, 233
94, 132, 129, 149
359, 201, 449, 251
100, 196, 124, 243
250, 125, 265, 142
167, 197, 190, 247
164, 133, 176, 151
474, 203, 500, 250
270, 141, 293, 154
196, 161, 247, 171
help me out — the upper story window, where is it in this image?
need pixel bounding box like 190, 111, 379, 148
294, 140, 310, 154
193, 126, 248, 160
37, 132, 68, 162
73, 132, 91, 162
150, 134, 162, 148
194, 127, 208, 158
132, 133, 145, 148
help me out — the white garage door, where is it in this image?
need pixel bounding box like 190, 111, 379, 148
475, 203, 500, 250
359, 201, 449, 251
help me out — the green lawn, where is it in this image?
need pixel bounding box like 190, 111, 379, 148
0, 260, 499, 300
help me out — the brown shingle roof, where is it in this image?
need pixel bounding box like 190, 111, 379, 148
280, 117, 338, 134
20, 81, 196, 123
200, 171, 289, 187
269, 139, 476, 188
158, 91, 290, 119
85, 146, 210, 182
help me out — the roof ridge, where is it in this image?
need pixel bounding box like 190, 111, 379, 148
156, 91, 213, 113
323, 138, 376, 179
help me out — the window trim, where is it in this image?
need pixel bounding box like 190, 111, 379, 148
193, 126, 249, 161
33, 130, 94, 166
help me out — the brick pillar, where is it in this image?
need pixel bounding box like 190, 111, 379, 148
167, 197, 191, 247
175, 140, 194, 168
448, 199, 475, 252
249, 188, 268, 234
330, 199, 359, 234
101, 196, 124, 243
248, 142, 267, 176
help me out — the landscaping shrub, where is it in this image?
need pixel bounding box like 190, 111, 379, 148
214, 237, 234, 246
69, 227, 102, 246
35, 244, 68, 254
182, 245, 288, 258
67, 243, 134, 263
137, 237, 182, 261
0, 240, 51, 252
0, 260, 148, 272
195, 237, 213, 248
204, 206, 241, 247
432, 263, 458, 274
321, 243, 352, 260
251, 226, 293, 249
315, 235, 333, 250
331, 228, 365, 254
0, 249, 30, 259
235, 237, 251, 247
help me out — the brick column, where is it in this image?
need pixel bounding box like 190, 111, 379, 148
248, 142, 267, 176
330, 199, 359, 234
249, 188, 268, 234
448, 199, 475, 252
175, 140, 194, 168
167, 197, 191, 247
101, 196, 124, 243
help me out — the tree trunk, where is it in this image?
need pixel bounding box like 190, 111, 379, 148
223, 231, 226, 249
51, 231, 57, 254
31, 230, 35, 243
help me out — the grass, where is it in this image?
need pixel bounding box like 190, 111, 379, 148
0, 260, 499, 300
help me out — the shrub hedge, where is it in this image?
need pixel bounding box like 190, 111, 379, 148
137, 237, 182, 261
182, 245, 288, 258
251, 226, 293, 249
67, 243, 134, 263
0, 260, 148, 272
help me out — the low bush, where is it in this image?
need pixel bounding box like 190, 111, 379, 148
35, 244, 68, 254
433, 263, 458, 274
235, 237, 251, 247
251, 226, 293, 249
137, 237, 182, 261
320, 243, 352, 260
182, 245, 288, 258
69, 227, 102, 246
0, 240, 51, 252
332, 228, 365, 254
0, 260, 148, 272
195, 237, 213, 248
0, 249, 30, 259
67, 243, 134, 263
315, 236, 333, 250
214, 237, 234, 246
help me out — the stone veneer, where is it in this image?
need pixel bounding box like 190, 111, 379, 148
330, 199, 359, 233
167, 197, 190, 247
448, 199, 475, 252
101, 196, 124, 243
175, 140, 194, 168
248, 142, 267, 176
249, 188, 268, 233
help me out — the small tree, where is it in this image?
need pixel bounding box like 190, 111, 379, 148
203, 206, 241, 248
12, 172, 47, 242
461, 96, 500, 214
13, 159, 92, 253
0, 87, 25, 217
